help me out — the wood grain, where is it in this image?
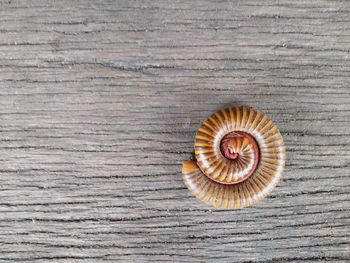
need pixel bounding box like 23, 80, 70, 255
0, 0, 349, 262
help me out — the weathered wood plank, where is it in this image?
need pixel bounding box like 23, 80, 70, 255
0, 0, 349, 262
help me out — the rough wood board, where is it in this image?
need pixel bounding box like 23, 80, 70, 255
0, 0, 349, 262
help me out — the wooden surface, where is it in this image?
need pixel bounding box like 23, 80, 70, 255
0, 0, 349, 262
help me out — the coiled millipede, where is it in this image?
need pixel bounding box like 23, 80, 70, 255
181, 107, 285, 209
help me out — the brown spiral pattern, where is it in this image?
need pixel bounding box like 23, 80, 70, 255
218, 131, 259, 184
182, 106, 285, 209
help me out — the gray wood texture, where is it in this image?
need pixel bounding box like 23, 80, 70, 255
0, 0, 349, 262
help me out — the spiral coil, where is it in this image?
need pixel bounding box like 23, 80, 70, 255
181, 107, 285, 209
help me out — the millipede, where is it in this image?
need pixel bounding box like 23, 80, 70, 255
181, 106, 285, 209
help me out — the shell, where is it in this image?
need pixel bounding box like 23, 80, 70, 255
181, 106, 285, 209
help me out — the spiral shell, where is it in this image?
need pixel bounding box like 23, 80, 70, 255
182, 107, 285, 209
